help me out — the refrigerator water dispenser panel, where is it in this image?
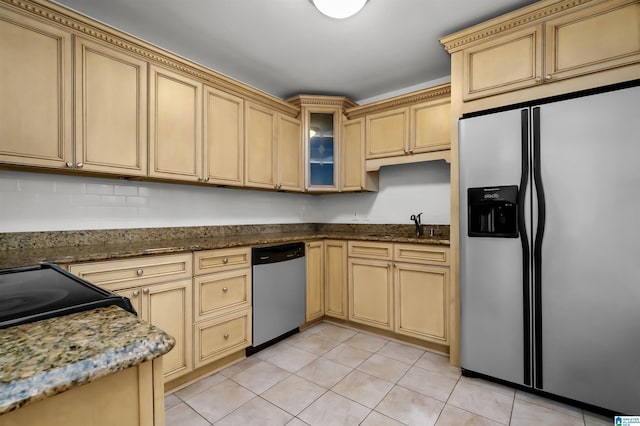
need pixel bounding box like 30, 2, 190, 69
468, 185, 518, 238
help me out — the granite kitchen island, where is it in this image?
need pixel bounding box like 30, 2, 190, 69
0, 305, 174, 426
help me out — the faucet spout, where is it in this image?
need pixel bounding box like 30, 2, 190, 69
410, 213, 423, 237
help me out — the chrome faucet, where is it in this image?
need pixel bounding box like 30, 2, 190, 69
410, 213, 423, 237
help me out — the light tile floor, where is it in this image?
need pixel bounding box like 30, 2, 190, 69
165, 322, 613, 426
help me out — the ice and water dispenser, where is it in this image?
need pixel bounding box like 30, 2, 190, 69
467, 185, 518, 238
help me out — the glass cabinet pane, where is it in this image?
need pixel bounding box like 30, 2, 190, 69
309, 112, 334, 186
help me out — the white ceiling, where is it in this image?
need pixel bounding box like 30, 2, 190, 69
52, 0, 538, 103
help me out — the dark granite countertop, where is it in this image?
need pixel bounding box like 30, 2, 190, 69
0, 224, 450, 269
0, 305, 175, 415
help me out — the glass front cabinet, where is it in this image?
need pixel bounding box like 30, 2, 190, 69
288, 95, 362, 192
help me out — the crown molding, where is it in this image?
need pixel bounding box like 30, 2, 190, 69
287, 95, 358, 112
345, 83, 450, 119
440, 0, 602, 53
1, 0, 300, 117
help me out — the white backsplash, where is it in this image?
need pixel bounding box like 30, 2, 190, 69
0, 161, 450, 232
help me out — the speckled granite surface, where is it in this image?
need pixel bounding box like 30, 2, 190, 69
0, 224, 449, 269
0, 305, 175, 415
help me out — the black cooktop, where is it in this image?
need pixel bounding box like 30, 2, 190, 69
0, 263, 136, 329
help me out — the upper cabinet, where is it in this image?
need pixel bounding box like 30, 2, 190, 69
244, 102, 277, 189
442, 0, 640, 109
204, 86, 244, 187
288, 95, 378, 193
244, 102, 303, 191
75, 37, 147, 176
277, 114, 304, 192
346, 84, 451, 171
0, 7, 72, 169
149, 64, 203, 182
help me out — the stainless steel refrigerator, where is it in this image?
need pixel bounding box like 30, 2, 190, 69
459, 82, 640, 415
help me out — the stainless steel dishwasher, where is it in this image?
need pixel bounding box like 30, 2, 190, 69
247, 242, 305, 355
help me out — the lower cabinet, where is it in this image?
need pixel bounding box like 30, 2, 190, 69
194, 308, 251, 368
112, 279, 193, 382
348, 257, 394, 330
305, 241, 324, 322
394, 263, 449, 344
324, 240, 347, 319
68, 254, 193, 382
347, 241, 451, 345
192, 247, 253, 369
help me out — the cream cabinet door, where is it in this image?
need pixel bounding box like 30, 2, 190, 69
365, 107, 409, 159
306, 241, 324, 322
193, 268, 251, 322
394, 263, 449, 344
143, 279, 193, 382
348, 258, 393, 330
341, 117, 365, 192
277, 114, 303, 192
245, 102, 277, 189
149, 64, 202, 182
74, 38, 147, 176
324, 240, 347, 320
462, 25, 543, 101
0, 8, 72, 169
194, 308, 252, 369
203, 85, 244, 186
544, 1, 640, 81
410, 98, 451, 154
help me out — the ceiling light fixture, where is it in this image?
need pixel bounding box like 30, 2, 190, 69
312, 0, 368, 19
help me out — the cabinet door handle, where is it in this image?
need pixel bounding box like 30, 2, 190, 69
409, 149, 414, 155
222, 287, 228, 293
132, 290, 140, 297
535, 76, 542, 82
403, 149, 409, 155
76, 162, 84, 168
545, 74, 552, 81
142, 288, 149, 294
223, 257, 229, 264
136, 268, 144, 276
65, 161, 74, 168
223, 333, 229, 340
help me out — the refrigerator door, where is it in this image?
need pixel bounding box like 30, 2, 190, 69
536, 85, 640, 413
459, 108, 532, 386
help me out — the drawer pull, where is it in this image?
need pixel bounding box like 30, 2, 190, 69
136, 269, 143, 276
132, 290, 140, 297
223, 333, 229, 340
222, 287, 229, 292
223, 257, 229, 264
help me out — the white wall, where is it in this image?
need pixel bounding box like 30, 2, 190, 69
0, 161, 450, 232
306, 161, 450, 224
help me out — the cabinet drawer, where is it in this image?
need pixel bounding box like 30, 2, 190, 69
194, 269, 251, 322
194, 247, 251, 275
68, 253, 192, 291
394, 244, 449, 266
194, 308, 252, 368
348, 241, 393, 260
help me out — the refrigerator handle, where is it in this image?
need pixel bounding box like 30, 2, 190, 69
532, 106, 545, 389
519, 109, 532, 387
